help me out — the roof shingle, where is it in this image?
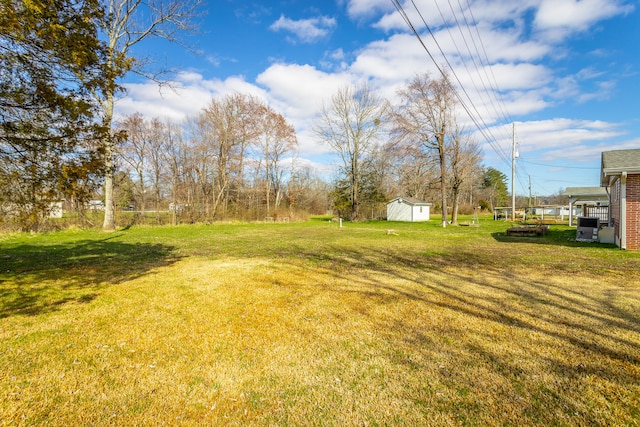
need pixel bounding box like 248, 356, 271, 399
601, 149, 640, 185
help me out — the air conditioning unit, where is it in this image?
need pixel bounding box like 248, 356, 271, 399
576, 216, 599, 242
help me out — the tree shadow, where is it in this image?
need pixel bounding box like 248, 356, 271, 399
0, 235, 179, 318
491, 227, 618, 248
277, 242, 640, 403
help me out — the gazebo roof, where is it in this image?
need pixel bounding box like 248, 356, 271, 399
564, 186, 608, 204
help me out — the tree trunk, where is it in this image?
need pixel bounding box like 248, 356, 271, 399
101, 54, 116, 231
102, 135, 116, 231
451, 185, 460, 225
439, 135, 447, 228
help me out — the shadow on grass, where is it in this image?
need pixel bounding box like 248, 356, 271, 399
491, 227, 618, 248
0, 235, 178, 319
281, 241, 640, 421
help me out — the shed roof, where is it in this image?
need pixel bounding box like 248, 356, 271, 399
388, 197, 431, 206
601, 149, 640, 186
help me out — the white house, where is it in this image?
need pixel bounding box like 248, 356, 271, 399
387, 197, 431, 222
49, 201, 63, 218
88, 200, 104, 211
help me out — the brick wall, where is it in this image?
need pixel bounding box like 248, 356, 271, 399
627, 174, 640, 250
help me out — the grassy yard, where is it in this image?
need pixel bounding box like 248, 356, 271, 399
1, 217, 639, 426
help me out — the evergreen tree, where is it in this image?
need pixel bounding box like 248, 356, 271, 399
0, 0, 108, 230
481, 167, 509, 210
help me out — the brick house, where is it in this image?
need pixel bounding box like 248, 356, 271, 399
601, 149, 640, 250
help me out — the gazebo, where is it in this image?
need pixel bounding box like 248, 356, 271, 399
564, 187, 609, 227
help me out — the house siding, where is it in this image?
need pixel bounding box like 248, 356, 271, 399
387, 198, 431, 222
601, 149, 640, 251
411, 205, 430, 221
611, 179, 621, 244
627, 174, 640, 250
387, 201, 412, 221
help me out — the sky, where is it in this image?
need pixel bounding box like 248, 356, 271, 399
116, 0, 640, 198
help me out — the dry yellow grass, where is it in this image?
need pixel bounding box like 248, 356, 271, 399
1, 221, 639, 425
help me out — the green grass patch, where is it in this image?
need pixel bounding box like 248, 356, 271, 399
1, 217, 639, 425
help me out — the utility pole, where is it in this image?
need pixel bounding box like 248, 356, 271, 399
511, 123, 516, 221
529, 175, 532, 208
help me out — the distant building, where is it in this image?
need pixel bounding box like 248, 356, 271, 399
49, 201, 63, 218
387, 197, 431, 222
601, 149, 640, 250
88, 200, 104, 211
564, 187, 609, 226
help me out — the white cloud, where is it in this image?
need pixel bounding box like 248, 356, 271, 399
476, 119, 630, 188
480, 63, 553, 91
373, 0, 537, 33
329, 48, 345, 61
344, 0, 394, 20
115, 0, 637, 185
543, 141, 622, 163
256, 64, 350, 111
256, 63, 353, 156
469, 24, 551, 63
116, 72, 268, 121
269, 15, 337, 43
486, 118, 627, 159
535, 0, 634, 37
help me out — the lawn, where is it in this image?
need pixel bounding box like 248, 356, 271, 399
1, 217, 639, 426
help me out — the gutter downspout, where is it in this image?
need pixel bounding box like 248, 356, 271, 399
621, 172, 627, 250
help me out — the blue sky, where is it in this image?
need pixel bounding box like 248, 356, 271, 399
117, 0, 640, 197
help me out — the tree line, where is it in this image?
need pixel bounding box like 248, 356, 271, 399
0, 0, 509, 231
110, 76, 510, 226
315, 76, 508, 225
113, 94, 325, 224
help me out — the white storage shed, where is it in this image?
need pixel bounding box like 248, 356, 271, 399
387, 197, 431, 222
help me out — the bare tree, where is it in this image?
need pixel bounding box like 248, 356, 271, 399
146, 118, 169, 221
255, 105, 298, 215
162, 120, 188, 225
394, 73, 455, 227
315, 83, 389, 221
95, 0, 201, 230
115, 96, 303, 222
288, 165, 330, 216
193, 94, 258, 219
386, 139, 440, 201
448, 123, 482, 224
117, 113, 149, 213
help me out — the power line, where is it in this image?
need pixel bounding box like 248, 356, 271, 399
446, 0, 514, 138
410, 0, 513, 164
390, 0, 512, 168
520, 159, 600, 170
462, 0, 515, 127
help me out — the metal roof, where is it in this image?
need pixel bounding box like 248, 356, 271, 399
564, 187, 607, 197
388, 197, 431, 206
